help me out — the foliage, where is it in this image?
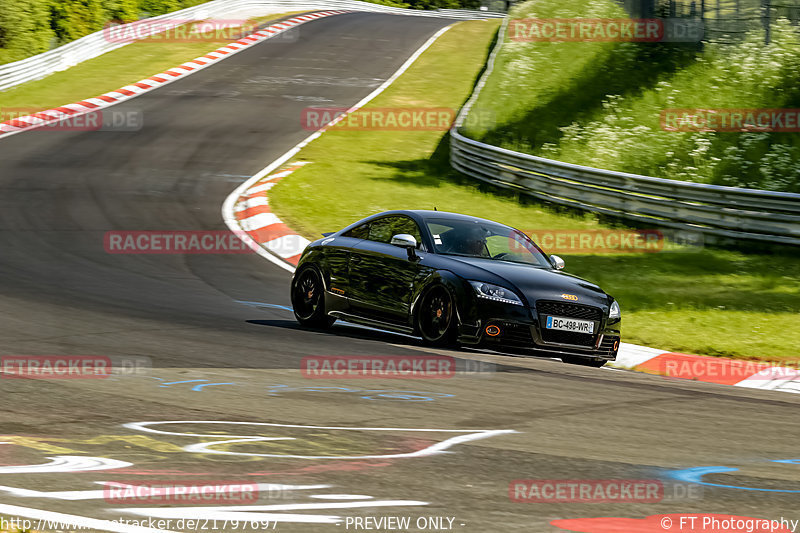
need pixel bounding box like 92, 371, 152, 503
0, 10, 302, 111
105, 0, 139, 22
137, 0, 180, 16
0, 0, 487, 65
0, 0, 55, 64
50, 0, 108, 42
541, 21, 800, 192
466, 0, 800, 192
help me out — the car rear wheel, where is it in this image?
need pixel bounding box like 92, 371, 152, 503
417, 285, 457, 346
291, 267, 335, 328
561, 355, 607, 367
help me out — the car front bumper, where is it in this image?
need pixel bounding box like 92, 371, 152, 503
457, 302, 621, 360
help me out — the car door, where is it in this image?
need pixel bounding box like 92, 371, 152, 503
348, 215, 424, 324
322, 222, 370, 303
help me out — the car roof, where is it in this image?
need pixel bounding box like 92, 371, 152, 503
376, 210, 508, 226
335, 210, 514, 238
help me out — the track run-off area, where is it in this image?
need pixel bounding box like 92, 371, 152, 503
0, 10, 798, 533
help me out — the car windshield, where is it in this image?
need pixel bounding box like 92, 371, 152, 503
425, 217, 550, 267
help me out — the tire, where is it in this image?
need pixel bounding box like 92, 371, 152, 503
416, 285, 458, 347
561, 355, 607, 368
291, 267, 335, 328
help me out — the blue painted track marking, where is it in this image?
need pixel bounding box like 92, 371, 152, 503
667, 463, 800, 492
160, 379, 208, 386
191, 382, 236, 391
143, 379, 453, 401
236, 300, 294, 312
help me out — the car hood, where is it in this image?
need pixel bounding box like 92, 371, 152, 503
443, 256, 610, 308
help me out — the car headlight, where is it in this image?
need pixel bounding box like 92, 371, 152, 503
469, 281, 523, 306
609, 300, 621, 319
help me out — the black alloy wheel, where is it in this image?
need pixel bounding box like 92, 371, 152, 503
291, 267, 334, 328
417, 285, 457, 346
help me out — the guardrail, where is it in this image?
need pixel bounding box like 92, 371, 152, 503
0, 0, 504, 92
450, 18, 800, 246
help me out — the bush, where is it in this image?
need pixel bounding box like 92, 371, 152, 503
137, 0, 180, 17
0, 0, 197, 65
0, 0, 54, 63
105, 0, 139, 22
540, 21, 800, 192
0, 0, 486, 67
467, 0, 800, 192
50, 0, 108, 42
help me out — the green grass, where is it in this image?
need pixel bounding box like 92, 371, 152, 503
270, 18, 800, 362
465, 0, 800, 192
463, 0, 698, 154
538, 21, 800, 193
567, 252, 800, 361
0, 12, 305, 112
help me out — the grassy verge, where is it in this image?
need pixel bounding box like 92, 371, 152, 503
462, 0, 698, 157
465, 0, 800, 192
0, 11, 305, 112
536, 21, 800, 193
269, 18, 800, 362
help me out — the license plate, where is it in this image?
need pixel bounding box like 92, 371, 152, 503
545, 315, 595, 334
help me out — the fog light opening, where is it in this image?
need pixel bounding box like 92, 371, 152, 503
485, 324, 501, 337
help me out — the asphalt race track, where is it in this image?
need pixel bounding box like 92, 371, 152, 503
0, 11, 798, 533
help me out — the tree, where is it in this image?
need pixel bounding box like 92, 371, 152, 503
50, 0, 108, 43
105, 0, 139, 22
137, 0, 180, 17
0, 0, 54, 63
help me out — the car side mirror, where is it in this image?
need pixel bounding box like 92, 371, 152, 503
550, 254, 565, 270
391, 234, 418, 259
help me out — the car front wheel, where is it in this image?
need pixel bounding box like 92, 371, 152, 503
291, 267, 335, 328
416, 285, 458, 347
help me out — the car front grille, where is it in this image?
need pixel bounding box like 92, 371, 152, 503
536, 300, 603, 321
501, 322, 534, 346
483, 321, 534, 347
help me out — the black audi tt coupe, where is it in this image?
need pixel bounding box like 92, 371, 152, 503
290, 210, 621, 366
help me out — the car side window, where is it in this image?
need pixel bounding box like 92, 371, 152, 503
343, 222, 370, 239
368, 216, 424, 249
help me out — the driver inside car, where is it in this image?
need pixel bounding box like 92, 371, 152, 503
444, 225, 490, 257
